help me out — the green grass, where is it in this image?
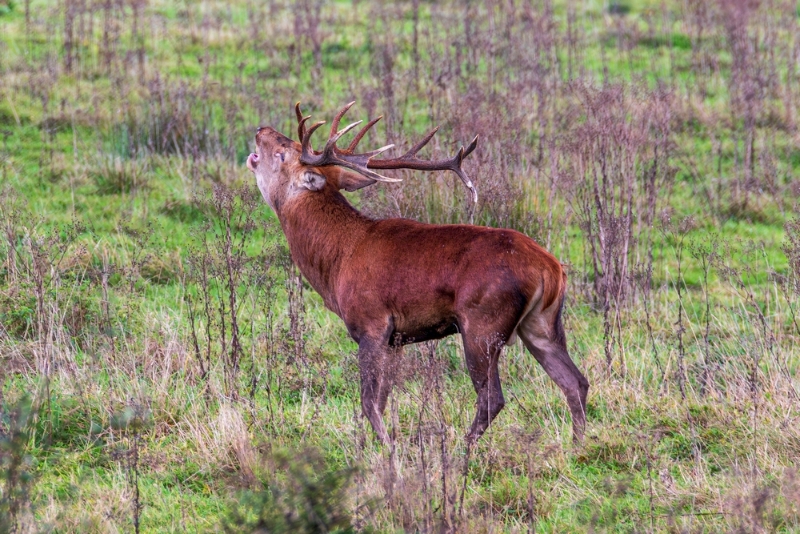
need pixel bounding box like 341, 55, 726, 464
1, 0, 800, 532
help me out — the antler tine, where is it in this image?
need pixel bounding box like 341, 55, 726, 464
401, 127, 439, 158
451, 136, 479, 203
452, 167, 478, 203
363, 144, 395, 158
323, 120, 363, 153
346, 116, 383, 153
330, 101, 356, 138
301, 120, 327, 160
298, 115, 313, 140
295, 102, 311, 141
463, 135, 479, 160
452, 143, 478, 204
453, 136, 479, 202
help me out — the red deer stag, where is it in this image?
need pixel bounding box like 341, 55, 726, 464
246, 102, 589, 444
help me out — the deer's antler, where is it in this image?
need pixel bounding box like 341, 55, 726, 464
296, 101, 478, 201
297, 101, 397, 183
368, 127, 478, 203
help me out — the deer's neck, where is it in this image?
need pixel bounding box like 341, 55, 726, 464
278, 189, 371, 315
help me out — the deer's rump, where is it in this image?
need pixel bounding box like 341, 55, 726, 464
336, 219, 565, 345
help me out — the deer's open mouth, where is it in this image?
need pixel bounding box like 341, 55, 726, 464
246, 153, 259, 171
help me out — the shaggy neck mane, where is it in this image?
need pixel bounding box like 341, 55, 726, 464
278, 187, 371, 314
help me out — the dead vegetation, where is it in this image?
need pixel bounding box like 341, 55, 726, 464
0, 0, 799, 532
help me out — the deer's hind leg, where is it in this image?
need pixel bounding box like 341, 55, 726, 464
517, 302, 589, 443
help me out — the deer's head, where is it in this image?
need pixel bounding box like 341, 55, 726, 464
247, 101, 479, 213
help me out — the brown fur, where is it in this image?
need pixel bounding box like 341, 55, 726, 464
248, 126, 589, 444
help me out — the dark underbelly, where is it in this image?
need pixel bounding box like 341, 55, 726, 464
390, 321, 459, 346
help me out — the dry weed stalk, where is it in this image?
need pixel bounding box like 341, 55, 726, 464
0, 0, 798, 531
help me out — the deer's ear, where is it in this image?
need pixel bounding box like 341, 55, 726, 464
329, 167, 377, 192
301, 171, 326, 191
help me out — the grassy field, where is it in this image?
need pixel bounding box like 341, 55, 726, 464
1, 0, 799, 532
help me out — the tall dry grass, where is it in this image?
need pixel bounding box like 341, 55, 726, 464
0, 0, 799, 532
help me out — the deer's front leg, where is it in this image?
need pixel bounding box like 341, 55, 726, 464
357, 336, 395, 445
